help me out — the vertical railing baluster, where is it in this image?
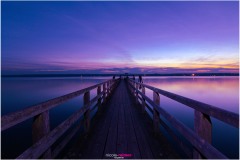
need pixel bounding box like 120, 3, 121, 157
109, 80, 111, 93
103, 83, 106, 102
110, 79, 114, 93
132, 81, 134, 95
97, 85, 101, 109
130, 80, 132, 94
32, 111, 51, 158
193, 111, 212, 158
106, 81, 109, 97
136, 83, 139, 103
133, 82, 135, 96
153, 91, 160, 135
142, 86, 146, 113
132, 81, 134, 94
107, 81, 110, 96
83, 91, 90, 133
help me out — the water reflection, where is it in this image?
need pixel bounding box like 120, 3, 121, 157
143, 76, 239, 113
142, 76, 239, 158
1, 77, 110, 158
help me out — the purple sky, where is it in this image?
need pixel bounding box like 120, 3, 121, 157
1, 1, 239, 74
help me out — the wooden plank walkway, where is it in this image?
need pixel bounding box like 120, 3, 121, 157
63, 79, 179, 159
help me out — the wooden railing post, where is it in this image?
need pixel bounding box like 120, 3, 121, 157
193, 111, 212, 158
97, 85, 101, 109
153, 91, 160, 135
111, 80, 113, 92
132, 81, 134, 94
142, 87, 146, 113
32, 111, 51, 158
136, 83, 139, 103
107, 81, 110, 96
130, 81, 133, 94
103, 83, 106, 102
109, 80, 112, 93
83, 91, 90, 133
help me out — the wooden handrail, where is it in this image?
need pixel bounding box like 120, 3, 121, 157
2, 79, 115, 131
2, 78, 120, 159
129, 79, 239, 128
128, 78, 239, 159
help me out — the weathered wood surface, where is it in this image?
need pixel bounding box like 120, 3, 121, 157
153, 91, 160, 135
32, 111, 51, 158
141, 86, 146, 113
193, 110, 212, 158
63, 80, 179, 159
83, 91, 90, 133
129, 79, 239, 128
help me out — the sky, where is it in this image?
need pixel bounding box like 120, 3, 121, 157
1, 1, 239, 74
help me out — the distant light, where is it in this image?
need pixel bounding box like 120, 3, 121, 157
192, 73, 195, 76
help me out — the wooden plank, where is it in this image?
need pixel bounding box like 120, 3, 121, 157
129, 103, 154, 158
124, 82, 142, 159
32, 111, 51, 158
103, 93, 119, 157
1, 79, 114, 131
125, 83, 153, 159
124, 101, 141, 159
129, 79, 238, 128
116, 104, 127, 154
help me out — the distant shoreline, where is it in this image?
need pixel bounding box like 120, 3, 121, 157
1, 73, 239, 77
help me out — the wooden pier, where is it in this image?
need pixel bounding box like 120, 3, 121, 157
63, 79, 178, 159
1, 78, 239, 159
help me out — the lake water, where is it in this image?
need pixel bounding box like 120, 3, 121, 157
1, 76, 239, 158
142, 76, 239, 158
1, 76, 111, 158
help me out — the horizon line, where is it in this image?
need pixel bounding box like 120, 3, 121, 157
1, 72, 239, 77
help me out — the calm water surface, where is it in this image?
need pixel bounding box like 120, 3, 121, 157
1, 76, 239, 158
142, 76, 239, 158
1, 76, 110, 158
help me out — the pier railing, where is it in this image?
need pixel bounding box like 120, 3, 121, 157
1, 78, 120, 159
128, 78, 239, 159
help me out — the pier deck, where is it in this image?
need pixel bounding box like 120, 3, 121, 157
63, 80, 179, 159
